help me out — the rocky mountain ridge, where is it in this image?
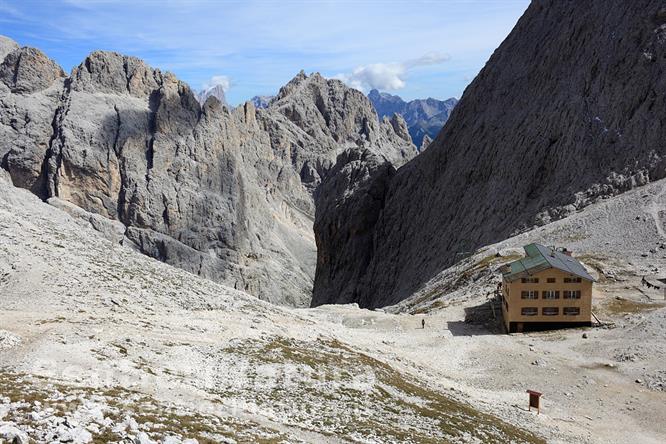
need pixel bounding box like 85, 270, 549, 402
312, 0, 666, 308
250, 95, 273, 109
196, 84, 227, 106
368, 88, 458, 147
0, 36, 416, 306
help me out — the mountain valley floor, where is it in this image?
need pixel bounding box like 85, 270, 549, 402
1, 174, 665, 443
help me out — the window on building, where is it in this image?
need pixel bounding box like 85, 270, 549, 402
563, 290, 581, 299
563, 307, 580, 316
564, 277, 582, 283
521, 277, 539, 283
542, 290, 560, 299
521, 290, 539, 299
521, 307, 538, 316
542, 307, 559, 316
547, 278, 556, 283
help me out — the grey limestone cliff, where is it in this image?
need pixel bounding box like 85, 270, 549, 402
312, 149, 395, 307
0, 38, 415, 306
312, 0, 666, 308
0, 45, 65, 195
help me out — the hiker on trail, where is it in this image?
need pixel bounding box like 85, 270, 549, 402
422, 318, 425, 329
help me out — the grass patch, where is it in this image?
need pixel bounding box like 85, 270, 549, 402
222, 337, 545, 443
411, 299, 448, 315
35, 316, 67, 325
407, 252, 523, 314
473, 253, 522, 271
456, 253, 522, 285
603, 297, 664, 315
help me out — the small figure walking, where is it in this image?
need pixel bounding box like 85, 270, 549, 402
421, 318, 425, 329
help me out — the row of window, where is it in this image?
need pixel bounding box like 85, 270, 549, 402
521, 277, 582, 284
521, 307, 581, 316
521, 290, 581, 300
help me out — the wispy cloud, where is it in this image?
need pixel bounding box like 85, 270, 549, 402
335, 52, 450, 92
404, 53, 451, 69
202, 75, 231, 92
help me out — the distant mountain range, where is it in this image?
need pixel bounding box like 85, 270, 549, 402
368, 89, 458, 148
197, 93, 272, 110
196, 84, 227, 106
250, 95, 273, 109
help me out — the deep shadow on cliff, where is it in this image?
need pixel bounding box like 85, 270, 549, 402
312, 0, 666, 308
1, 39, 418, 307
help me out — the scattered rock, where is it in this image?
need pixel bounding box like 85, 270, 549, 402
135, 432, 156, 444
0, 330, 21, 350
0, 424, 29, 444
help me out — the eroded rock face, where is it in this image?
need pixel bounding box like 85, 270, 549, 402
0, 47, 65, 94
266, 72, 417, 179
43, 52, 315, 305
0, 36, 19, 60
368, 88, 458, 148
0, 36, 415, 306
270, 71, 416, 172
70, 51, 162, 97
419, 135, 433, 151
0, 43, 65, 195
311, 149, 395, 307
313, 0, 666, 308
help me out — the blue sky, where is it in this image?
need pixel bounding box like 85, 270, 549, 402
0, 0, 529, 105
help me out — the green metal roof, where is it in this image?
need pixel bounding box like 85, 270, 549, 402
502, 243, 595, 282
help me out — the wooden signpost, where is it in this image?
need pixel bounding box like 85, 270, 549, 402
526, 390, 542, 414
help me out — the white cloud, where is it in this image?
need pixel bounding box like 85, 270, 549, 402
336, 52, 450, 92
404, 52, 450, 68
202, 75, 231, 92
336, 63, 406, 91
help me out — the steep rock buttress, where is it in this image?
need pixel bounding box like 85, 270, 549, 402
312, 0, 666, 308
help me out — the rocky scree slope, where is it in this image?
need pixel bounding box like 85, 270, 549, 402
0, 176, 543, 444
313, 0, 666, 308
0, 37, 416, 307
368, 88, 458, 148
